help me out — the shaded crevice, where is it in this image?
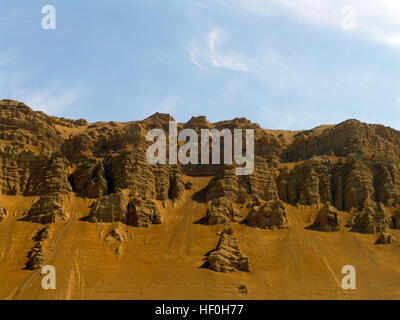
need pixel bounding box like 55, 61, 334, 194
103, 160, 114, 195
67, 174, 75, 192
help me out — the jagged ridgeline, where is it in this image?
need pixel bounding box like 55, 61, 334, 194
1, 99, 400, 237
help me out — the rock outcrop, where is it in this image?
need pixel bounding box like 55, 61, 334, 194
309, 202, 341, 232
393, 210, 400, 230
110, 150, 185, 201
207, 228, 250, 273
277, 157, 335, 206
126, 198, 161, 227
184, 181, 193, 190
203, 157, 278, 203
25, 243, 45, 270
343, 160, 375, 211
246, 200, 288, 229
33, 226, 50, 242
375, 231, 396, 244
88, 191, 161, 227
0, 150, 72, 196
69, 160, 108, 198
25, 226, 51, 270
283, 119, 400, 162
0, 204, 6, 222
346, 200, 392, 234
3, 99, 400, 256
88, 191, 129, 223
104, 228, 127, 256
205, 197, 242, 225
277, 156, 400, 210
0, 99, 64, 153
24, 194, 69, 224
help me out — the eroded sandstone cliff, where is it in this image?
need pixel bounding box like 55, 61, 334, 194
2, 98, 400, 283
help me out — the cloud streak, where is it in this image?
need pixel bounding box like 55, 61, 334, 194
0, 50, 84, 115
14, 86, 85, 114
226, 0, 400, 50
185, 28, 249, 72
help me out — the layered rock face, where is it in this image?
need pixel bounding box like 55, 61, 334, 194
0, 204, 6, 222
68, 149, 184, 201
207, 228, 250, 273
309, 202, 341, 232
24, 194, 69, 224
0, 150, 72, 196
87, 191, 161, 227
277, 156, 400, 211
205, 197, 242, 225
346, 200, 393, 234
203, 157, 278, 203
2, 99, 400, 237
283, 119, 400, 162
25, 226, 51, 270
88, 192, 129, 223
68, 161, 108, 198
25, 243, 45, 270
0, 100, 65, 153
246, 200, 288, 229
126, 198, 161, 227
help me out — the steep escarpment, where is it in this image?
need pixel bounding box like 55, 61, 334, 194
3, 100, 400, 299
202, 157, 278, 203
4, 99, 400, 212
0, 150, 71, 196
276, 156, 400, 210
345, 199, 393, 234
283, 119, 400, 162
87, 191, 161, 227
0, 100, 65, 153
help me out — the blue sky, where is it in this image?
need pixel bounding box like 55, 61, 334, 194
1, 0, 400, 130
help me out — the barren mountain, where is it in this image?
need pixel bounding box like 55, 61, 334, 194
1, 99, 400, 299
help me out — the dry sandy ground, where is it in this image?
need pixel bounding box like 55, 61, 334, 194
1, 176, 400, 300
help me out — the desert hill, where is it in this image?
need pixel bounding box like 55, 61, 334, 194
1, 99, 400, 299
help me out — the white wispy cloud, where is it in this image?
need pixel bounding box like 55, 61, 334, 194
14, 86, 85, 114
185, 27, 249, 72
226, 0, 400, 50
0, 50, 84, 115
